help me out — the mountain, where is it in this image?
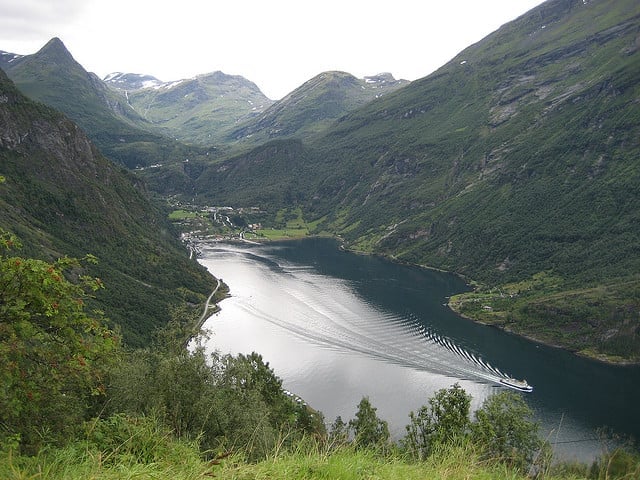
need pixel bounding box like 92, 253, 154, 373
103, 72, 165, 90
192, 0, 640, 361
2, 38, 406, 177
226, 71, 409, 144
4, 38, 142, 131
134, 72, 409, 194
105, 70, 272, 146
0, 51, 23, 71
0, 69, 214, 347
103, 69, 407, 148
2, 38, 208, 169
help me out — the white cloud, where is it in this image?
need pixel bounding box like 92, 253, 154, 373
0, 0, 546, 99
0, 0, 86, 38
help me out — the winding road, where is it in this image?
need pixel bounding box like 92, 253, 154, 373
198, 278, 222, 326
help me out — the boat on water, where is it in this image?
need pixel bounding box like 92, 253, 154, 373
499, 377, 533, 392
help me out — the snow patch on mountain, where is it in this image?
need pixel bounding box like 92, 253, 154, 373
160, 79, 185, 90
104, 72, 165, 90
0, 51, 22, 63
364, 72, 401, 84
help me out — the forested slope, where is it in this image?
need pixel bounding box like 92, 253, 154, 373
193, 0, 640, 361
0, 69, 213, 346
3, 37, 208, 170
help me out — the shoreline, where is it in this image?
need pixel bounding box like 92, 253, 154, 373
192, 234, 639, 367
337, 237, 640, 367
447, 299, 640, 367
196, 278, 222, 330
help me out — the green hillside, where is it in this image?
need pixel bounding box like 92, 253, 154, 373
3, 38, 210, 170
191, 0, 640, 362
3, 2, 637, 361
106, 69, 406, 149
227, 71, 408, 144
2, 0, 640, 474
0, 69, 214, 346
107, 71, 273, 146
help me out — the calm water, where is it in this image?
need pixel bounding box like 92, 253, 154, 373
197, 238, 640, 462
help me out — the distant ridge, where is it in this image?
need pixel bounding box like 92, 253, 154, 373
1, 37, 410, 155
105, 70, 273, 145
226, 70, 409, 144
103, 72, 165, 90
0, 50, 23, 71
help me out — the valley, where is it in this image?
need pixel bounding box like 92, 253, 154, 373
3, 1, 640, 477
3, 0, 638, 363
194, 237, 640, 462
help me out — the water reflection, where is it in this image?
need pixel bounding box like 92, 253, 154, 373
197, 239, 640, 462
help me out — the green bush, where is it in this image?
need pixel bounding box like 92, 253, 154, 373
85, 413, 196, 466
349, 397, 390, 452
105, 347, 323, 461
472, 391, 545, 472
403, 383, 471, 460
0, 230, 119, 453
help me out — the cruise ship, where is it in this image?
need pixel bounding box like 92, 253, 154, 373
499, 377, 533, 392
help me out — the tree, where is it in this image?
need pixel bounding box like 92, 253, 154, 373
219, 351, 325, 437
221, 352, 284, 405
349, 396, 390, 451
0, 230, 118, 452
471, 391, 544, 471
328, 416, 349, 449
106, 347, 323, 461
404, 383, 471, 460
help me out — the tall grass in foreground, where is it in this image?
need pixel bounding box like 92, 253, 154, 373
3, 428, 637, 480
215, 438, 602, 480
0, 442, 624, 480
0, 445, 211, 480
0, 415, 211, 479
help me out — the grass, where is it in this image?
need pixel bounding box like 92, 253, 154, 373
2, 441, 588, 480
221, 446, 521, 480
0, 444, 212, 480
168, 209, 199, 220
6, 409, 640, 480
251, 207, 312, 240
256, 228, 310, 240
449, 274, 640, 363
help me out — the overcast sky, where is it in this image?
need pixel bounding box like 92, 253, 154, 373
0, 0, 546, 99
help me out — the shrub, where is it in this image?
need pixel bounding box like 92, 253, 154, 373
349, 397, 390, 452
471, 391, 544, 471
0, 230, 119, 453
404, 383, 471, 460
590, 447, 640, 479
85, 413, 197, 466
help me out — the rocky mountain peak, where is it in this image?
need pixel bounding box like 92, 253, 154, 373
364, 72, 404, 85
35, 37, 77, 65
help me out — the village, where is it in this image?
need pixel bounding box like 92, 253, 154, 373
168, 202, 314, 249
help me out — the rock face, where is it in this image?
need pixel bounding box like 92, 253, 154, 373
0, 67, 125, 202
1, 70, 96, 168
0, 69, 213, 346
